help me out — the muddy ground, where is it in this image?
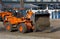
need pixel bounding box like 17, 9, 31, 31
0, 19, 60, 39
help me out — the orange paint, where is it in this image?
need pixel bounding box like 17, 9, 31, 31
6, 25, 10, 30
19, 26, 23, 32
0, 11, 12, 20
26, 10, 33, 19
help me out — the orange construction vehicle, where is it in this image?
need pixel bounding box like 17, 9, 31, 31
3, 9, 50, 33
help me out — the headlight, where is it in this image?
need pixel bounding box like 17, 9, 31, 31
16, 10, 18, 12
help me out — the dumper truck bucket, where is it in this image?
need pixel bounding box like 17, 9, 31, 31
34, 12, 50, 31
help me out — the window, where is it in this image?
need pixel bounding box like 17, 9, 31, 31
37, 4, 46, 10
43, 0, 48, 2
32, 7, 38, 10
5, 0, 12, 1
36, 0, 41, 2
43, 0, 51, 2
51, 11, 58, 19
25, 0, 35, 2
12, 0, 18, 1
48, 4, 55, 9
0, 4, 2, 8
55, 4, 60, 9
17, 0, 20, 1
58, 11, 60, 19
2, 0, 18, 1
33, 4, 46, 10
58, 0, 60, 2
48, 0, 51, 2
48, 4, 60, 9
2, 0, 6, 1
51, 12, 54, 19
55, 11, 58, 19
53, 0, 57, 2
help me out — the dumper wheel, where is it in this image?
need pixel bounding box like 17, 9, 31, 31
18, 23, 27, 33
4, 22, 13, 32
33, 23, 39, 32
3, 16, 7, 21
33, 26, 37, 32
3, 16, 6, 20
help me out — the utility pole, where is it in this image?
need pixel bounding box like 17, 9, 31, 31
0, 0, 2, 4
20, 0, 24, 9
0, 0, 4, 7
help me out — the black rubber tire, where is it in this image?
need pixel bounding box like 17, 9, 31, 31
3, 16, 7, 21
3, 16, 6, 20
17, 23, 27, 33
33, 25, 37, 32
4, 22, 13, 32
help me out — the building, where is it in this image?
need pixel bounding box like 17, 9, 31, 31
1, 0, 60, 19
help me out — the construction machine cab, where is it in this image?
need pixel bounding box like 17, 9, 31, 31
12, 9, 26, 18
